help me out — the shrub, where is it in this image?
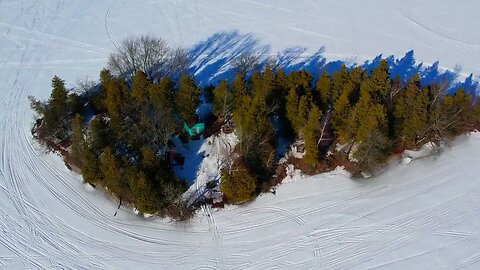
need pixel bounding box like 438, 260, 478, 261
220, 165, 256, 204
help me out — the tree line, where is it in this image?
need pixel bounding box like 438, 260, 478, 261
30, 35, 480, 214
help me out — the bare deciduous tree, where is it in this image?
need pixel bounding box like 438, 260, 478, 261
108, 35, 170, 79
76, 77, 97, 96
167, 47, 190, 76
217, 137, 236, 174
232, 52, 262, 75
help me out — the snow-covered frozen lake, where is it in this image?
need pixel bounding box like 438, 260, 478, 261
1, 1, 480, 269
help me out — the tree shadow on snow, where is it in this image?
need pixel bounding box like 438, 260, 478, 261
186, 30, 479, 93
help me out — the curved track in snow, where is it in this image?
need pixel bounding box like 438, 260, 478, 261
1, 1, 480, 269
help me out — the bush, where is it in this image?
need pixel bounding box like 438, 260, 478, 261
163, 202, 195, 221
353, 129, 391, 175
220, 165, 257, 204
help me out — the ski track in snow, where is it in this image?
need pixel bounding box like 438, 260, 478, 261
1, 1, 480, 269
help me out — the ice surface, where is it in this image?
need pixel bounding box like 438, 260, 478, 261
1, 1, 480, 269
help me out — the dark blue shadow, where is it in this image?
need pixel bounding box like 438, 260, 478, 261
184, 31, 479, 96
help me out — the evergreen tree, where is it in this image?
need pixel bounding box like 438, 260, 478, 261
394, 74, 429, 146
296, 93, 312, 135
402, 88, 429, 146
86, 117, 109, 154
304, 105, 322, 165
316, 73, 331, 109
105, 78, 129, 137
67, 92, 84, 117
286, 87, 299, 132
331, 65, 349, 103
99, 69, 113, 91
50, 76, 69, 116
80, 146, 102, 185
352, 90, 386, 142
140, 146, 160, 171
70, 114, 84, 164
131, 70, 150, 103
233, 72, 248, 110
353, 129, 391, 174
149, 76, 175, 112
128, 170, 159, 214
213, 80, 232, 119
275, 68, 288, 95
42, 76, 70, 141
286, 70, 312, 97
100, 147, 126, 197
369, 60, 391, 101
220, 165, 256, 204
332, 82, 355, 143
233, 91, 272, 146
88, 69, 109, 113
431, 88, 472, 137
146, 77, 179, 148
176, 75, 200, 121
256, 68, 275, 106
347, 66, 365, 104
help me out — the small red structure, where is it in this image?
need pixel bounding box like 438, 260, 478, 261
166, 150, 185, 167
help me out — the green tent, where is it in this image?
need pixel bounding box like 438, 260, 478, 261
183, 122, 205, 137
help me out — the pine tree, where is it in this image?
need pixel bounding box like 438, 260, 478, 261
67, 92, 83, 117
347, 67, 365, 104
304, 105, 322, 165
332, 83, 354, 143
296, 93, 312, 135
233, 90, 272, 147
248, 70, 275, 116
233, 72, 248, 110
331, 65, 349, 103
275, 68, 288, 95
50, 76, 69, 116
71, 114, 84, 164
86, 117, 109, 153
131, 70, 150, 103
88, 69, 110, 113
402, 88, 429, 146
100, 147, 125, 196
100, 68, 114, 88
286, 70, 312, 97
80, 146, 102, 185
128, 170, 159, 214
263, 67, 275, 89
353, 129, 391, 174
352, 90, 386, 142
220, 166, 256, 204
394, 74, 426, 146
176, 75, 200, 121
149, 76, 175, 112
42, 76, 70, 140
369, 60, 391, 101
316, 73, 331, 109
213, 80, 232, 119
140, 146, 160, 172
286, 87, 299, 133
105, 78, 129, 136
431, 88, 472, 137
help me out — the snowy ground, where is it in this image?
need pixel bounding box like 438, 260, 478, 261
1, 1, 480, 269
